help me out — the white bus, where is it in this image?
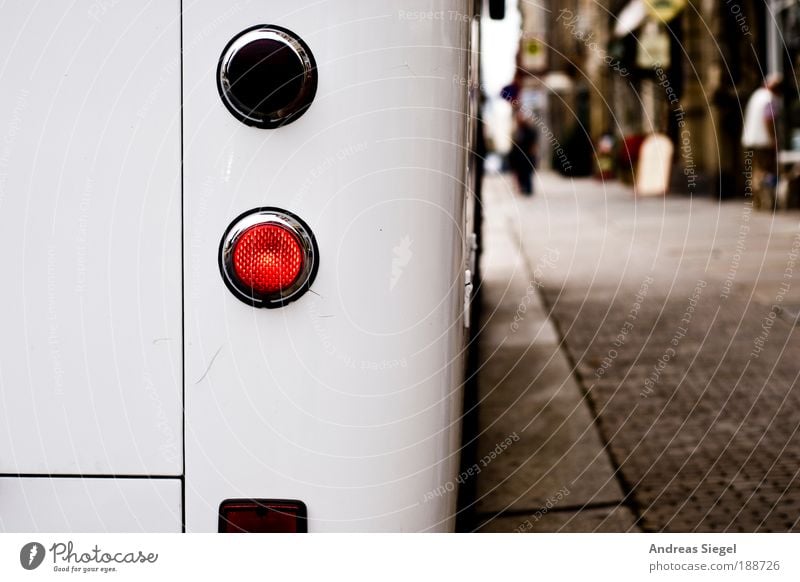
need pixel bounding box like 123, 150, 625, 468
0, 0, 499, 532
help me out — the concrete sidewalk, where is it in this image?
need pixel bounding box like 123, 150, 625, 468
471, 173, 638, 532
473, 171, 800, 532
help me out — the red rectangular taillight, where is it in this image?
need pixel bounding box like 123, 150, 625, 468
218, 499, 308, 533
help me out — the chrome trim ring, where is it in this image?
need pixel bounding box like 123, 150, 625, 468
219, 208, 319, 308
217, 25, 318, 129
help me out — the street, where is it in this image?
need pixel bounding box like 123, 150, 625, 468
472, 171, 800, 532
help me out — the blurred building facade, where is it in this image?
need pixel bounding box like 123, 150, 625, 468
515, 0, 797, 198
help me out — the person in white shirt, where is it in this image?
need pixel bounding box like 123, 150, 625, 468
742, 74, 782, 210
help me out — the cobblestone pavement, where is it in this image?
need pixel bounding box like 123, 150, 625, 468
475, 171, 800, 532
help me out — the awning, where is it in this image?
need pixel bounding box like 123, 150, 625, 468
614, 0, 647, 37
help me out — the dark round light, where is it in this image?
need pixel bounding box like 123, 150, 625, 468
217, 25, 317, 129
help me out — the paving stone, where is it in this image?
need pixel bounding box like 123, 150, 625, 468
477, 505, 639, 533
481, 171, 800, 532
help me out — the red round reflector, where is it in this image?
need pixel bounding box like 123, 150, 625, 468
219, 208, 319, 308
232, 224, 303, 294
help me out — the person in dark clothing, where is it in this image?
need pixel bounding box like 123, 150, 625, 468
509, 110, 539, 195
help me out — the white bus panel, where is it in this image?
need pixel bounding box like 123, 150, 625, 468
0, 1, 182, 476
184, 0, 472, 531
0, 0, 477, 532
0, 477, 181, 532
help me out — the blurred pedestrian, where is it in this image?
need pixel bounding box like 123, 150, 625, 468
500, 69, 524, 104
509, 110, 539, 196
742, 74, 782, 210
